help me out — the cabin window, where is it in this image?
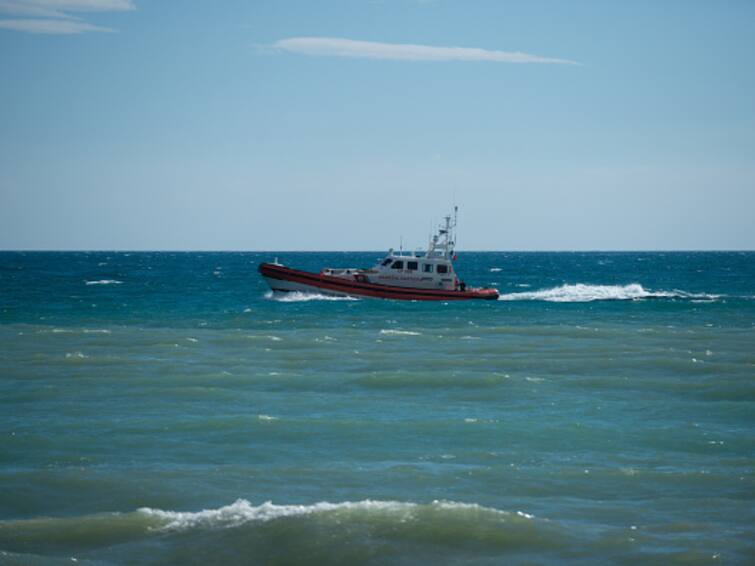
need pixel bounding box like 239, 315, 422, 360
407, 261, 418, 271
391, 261, 404, 270
381, 258, 392, 266
423, 264, 434, 273
437, 264, 448, 274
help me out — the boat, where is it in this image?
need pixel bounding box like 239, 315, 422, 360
258, 208, 499, 301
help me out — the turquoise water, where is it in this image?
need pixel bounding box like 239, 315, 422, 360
1, 251, 754, 564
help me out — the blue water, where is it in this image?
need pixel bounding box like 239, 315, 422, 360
1, 251, 753, 564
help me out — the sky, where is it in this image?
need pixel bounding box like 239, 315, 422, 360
1, 0, 754, 251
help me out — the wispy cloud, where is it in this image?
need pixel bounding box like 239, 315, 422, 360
0, 17, 111, 33
0, 0, 133, 33
273, 37, 579, 65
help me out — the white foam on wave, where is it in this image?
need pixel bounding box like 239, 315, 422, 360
85, 280, 122, 286
138, 498, 522, 531
264, 291, 359, 302
40, 328, 111, 334
379, 329, 421, 336
65, 351, 88, 359
257, 414, 278, 421
489, 267, 503, 272
498, 283, 720, 303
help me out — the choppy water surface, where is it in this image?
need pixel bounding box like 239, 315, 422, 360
1, 252, 753, 565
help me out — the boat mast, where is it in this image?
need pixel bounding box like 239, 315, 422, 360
428, 207, 458, 260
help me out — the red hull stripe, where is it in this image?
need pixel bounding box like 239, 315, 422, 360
258, 263, 499, 301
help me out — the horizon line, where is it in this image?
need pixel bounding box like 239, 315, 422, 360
1, 249, 753, 254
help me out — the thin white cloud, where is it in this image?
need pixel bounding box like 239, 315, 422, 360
0, 0, 132, 33
273, 37, 579, 65
0, 17, 111, 33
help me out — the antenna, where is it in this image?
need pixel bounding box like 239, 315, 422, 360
454, 205, 458, 251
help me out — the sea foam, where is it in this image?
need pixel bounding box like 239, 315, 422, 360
85, 280, 123, 286
264, 291, 358, 302
379, 329, 421, 336
498, 283, 720, 303
137, 498, 524, 531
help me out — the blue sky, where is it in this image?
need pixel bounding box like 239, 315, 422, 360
1, 0, 754, 250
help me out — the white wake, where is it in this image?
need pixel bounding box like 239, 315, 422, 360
264, 291, 359, 302
498, 283, 720, 303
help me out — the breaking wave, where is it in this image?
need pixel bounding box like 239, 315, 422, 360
264, 291, 359, 302
379, 329, 421, 336
0, 499, 563, 561
85, 279, 123, 286
138, 498, 536, 531
498, 283, 720, 303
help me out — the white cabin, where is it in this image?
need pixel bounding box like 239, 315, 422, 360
321, 209, 466, 291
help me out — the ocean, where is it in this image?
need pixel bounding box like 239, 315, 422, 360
1, 251, 753, 565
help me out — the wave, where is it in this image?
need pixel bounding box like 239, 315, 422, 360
50, 328, 111, 336
498, 283, 720, 303
354, 371, 509, 390
65, 351, 88, 359
0, 499, 543, 536
137, 498, 537, 532
0, 499, 566, 562
85, 279, 122, 286
257, 414, 278, 421
379, 329, 421, 336
264, 291, 359, 302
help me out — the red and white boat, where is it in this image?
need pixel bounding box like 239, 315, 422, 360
259, 209, 499, 301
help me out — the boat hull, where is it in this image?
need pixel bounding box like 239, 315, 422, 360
259, 263, 499, 301
261, 275, 355, 297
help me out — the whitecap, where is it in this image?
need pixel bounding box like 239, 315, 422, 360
489, 267, 503, 272
138, 498, 517, 532
379, 329, 421, 336
248, 335, 282, 342
85, 280, 123, 286
257, 414, 278, 421
65, 352, 88, 359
